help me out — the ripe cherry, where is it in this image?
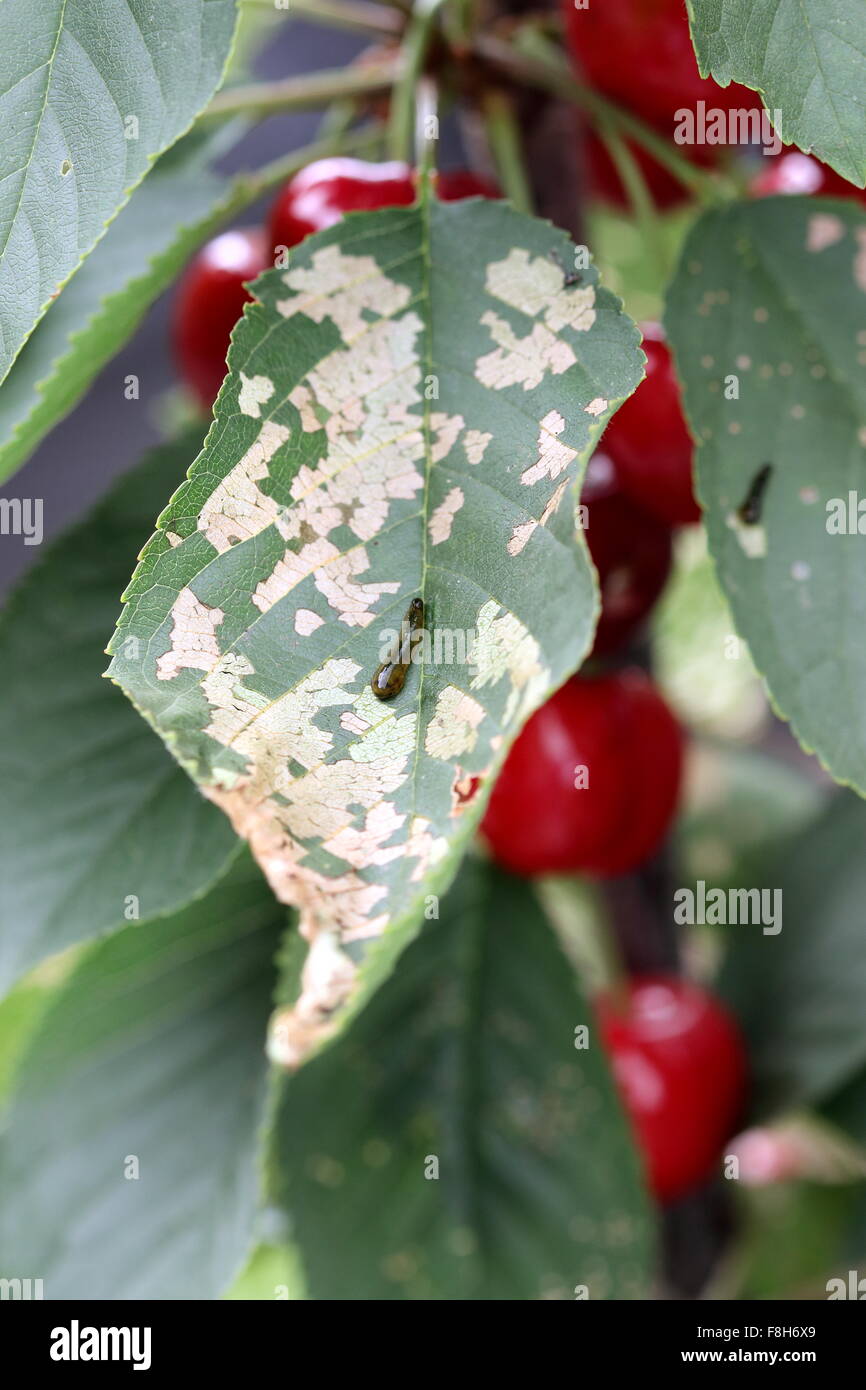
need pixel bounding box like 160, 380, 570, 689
267, 158, 415, 250
436, 169, 500, 202
481, 669, 683, 877
267, 157, 498, 254
560, 0, 762, 134
172, 226, 268, 410
582, 452, 672, 656
596, 976, 747, 1203
603, 323, 701, 527
750, 148, 866, 204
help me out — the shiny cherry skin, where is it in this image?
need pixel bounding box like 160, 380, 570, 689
560, 0, 762, 132
172, 226, 268, 410
603, 323, 701, 527
267, 158, 498, 253
267, 158, 415, 249
750, 148, 866, 204
597, 976, 747, 1203
481, 669, 683, 877
582, 452, 673, 656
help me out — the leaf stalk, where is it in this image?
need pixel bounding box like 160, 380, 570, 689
203, 57, 404, 121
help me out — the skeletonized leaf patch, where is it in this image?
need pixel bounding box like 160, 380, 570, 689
108, 196, 642, 1063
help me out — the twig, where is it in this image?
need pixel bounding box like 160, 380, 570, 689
224, 123, 383, 203
597, 124, 670, 282
387, 0, 448, 161
474, 31, 737, 203
481, 87, 533, 211
203, 57, 404, 120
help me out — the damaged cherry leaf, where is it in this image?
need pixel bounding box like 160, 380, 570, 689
107, 196, 643, 1066
666, 197, 866, 795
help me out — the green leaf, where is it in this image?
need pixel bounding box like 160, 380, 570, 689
586, 203, 695, 325
720, 794, 866, 1115
674, 743, 824, 896
0, 970, 63, 1115
0, 123, 379, 485
652, 530, 766, 740
735, 1180, 862, 1300
0, 429, 238, 994
666, 197, 866, 793
0, 851, 280, 1300
266, 858, 653, 1301
0, 0, 238, 383
837, 1187, 866, 1267
224, 1242, 306, 1300
0, 133, 238, 484
821, 1069, 866, 1147
107, 198, 643, 1064
687, 0, 866, 185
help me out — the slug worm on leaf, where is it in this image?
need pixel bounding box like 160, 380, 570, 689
371, 598, 424, 700
737, 463, 773, 525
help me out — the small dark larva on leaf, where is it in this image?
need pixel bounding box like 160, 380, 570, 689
737, 463, 773, 525
371, 598, 425, 701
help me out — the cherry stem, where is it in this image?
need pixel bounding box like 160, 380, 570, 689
442, 0, 478, 49
221, 122, 383, 206
316, 98, 365, 144
387, 0, 448, 162
203, 56, 404, 121
474, 31, 740, 205
481, 87, 533, 212
597, 123, 670, 281
536, 878, 631, 1015
241, 0, 404, 36
414, 74, 440, 184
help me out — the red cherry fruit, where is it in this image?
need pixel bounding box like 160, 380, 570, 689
436, 169, 500, 202
560, 0, 762, 133
267, 157, 498, 254
597, 976, 747, 1203
582, 452, 672, 656
481, 669, 683, 877
750, 148, 866, 205
603, 323, 700, 527
172, 226, 268, 410
267, 158, 415, 250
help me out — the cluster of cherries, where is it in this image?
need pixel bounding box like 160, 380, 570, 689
170, 0, 859, 1202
